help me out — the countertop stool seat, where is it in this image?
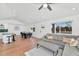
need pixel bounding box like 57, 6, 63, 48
7, 36, 12, 44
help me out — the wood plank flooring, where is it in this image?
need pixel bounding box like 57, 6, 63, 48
0, 36, 37, 56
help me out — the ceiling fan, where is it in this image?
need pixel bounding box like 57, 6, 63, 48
38, 3, 53, 11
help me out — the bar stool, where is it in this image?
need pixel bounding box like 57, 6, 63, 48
7, 36, 11, 44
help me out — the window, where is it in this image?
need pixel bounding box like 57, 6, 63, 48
52, 21, 72, 34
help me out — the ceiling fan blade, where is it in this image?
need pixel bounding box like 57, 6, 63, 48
47, 4, 52, 11
38, 5, 43, 10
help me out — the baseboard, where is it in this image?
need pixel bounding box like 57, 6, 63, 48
31, 36, 41, 39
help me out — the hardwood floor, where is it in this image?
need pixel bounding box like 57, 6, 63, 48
0, 36, 37, 56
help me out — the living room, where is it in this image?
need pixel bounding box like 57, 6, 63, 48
0, 0, 79, 58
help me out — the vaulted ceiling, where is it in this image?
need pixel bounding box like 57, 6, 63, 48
0, 3, 79, 24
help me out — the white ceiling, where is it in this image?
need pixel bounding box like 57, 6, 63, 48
0, 3, 79, 24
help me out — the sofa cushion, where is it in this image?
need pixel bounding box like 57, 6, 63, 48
63, 45, 79, 56
24, 47, 53, 56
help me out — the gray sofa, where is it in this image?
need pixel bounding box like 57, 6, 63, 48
25, 33, 79, 56
37, 34, 79, 56
62, 44, 79, 56
37, 35, 65, 56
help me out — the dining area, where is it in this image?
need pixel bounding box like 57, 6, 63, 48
20, 32, 32, 39
0, 31, 32, 44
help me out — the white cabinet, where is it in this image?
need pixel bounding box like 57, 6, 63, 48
2, 34, 12, 44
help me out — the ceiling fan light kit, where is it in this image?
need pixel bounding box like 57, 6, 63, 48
38, 3, 52, 11
43, 3, 48, 8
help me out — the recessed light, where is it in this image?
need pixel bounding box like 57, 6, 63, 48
72, 8, 76, 11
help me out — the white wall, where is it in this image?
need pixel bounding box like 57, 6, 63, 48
0, 19, 27, 35
28, 15, 79, 38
